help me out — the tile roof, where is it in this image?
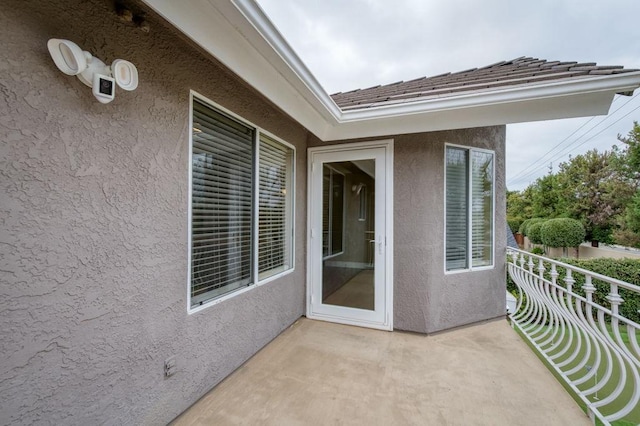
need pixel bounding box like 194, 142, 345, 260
330, 57, 639, 110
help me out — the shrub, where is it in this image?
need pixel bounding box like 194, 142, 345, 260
558, 258, 640, 324
518, 219, 529, 234
520, 218, 545, 236
508, 217, 524, 234
541, 218, 585, 248
590, 225, 613, 245
530, 247, 544, 255
508, 256, 640, 323
527, 221, 546, 244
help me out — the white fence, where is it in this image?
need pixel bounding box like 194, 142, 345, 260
507, 248, 640, 425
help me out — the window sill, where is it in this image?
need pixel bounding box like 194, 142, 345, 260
188, 267, 296, 314
444, 265, 495, 275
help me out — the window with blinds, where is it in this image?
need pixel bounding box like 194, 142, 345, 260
190, 96, 294, 308
471, 151, 494, 268
445, 147, 469, 271
258, 134, 293, 280
445, 146, 494, 272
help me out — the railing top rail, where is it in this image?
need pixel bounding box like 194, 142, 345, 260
507, 247, 640, 293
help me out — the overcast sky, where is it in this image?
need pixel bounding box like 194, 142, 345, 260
256, 0, 640, 190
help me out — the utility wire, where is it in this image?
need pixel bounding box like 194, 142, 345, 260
509, 94, 634, 183
508, 93, 640, 186
552, 103, 640, 157
508, 116, 597, 182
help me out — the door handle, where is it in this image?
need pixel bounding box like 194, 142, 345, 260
368, 237, 383, 254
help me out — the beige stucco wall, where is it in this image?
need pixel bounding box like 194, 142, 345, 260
0, 1, 308, 424
309, 126, 507, 334
2, 0, 508, 422
577, 244, 640, 260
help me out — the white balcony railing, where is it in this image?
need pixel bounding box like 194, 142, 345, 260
506, 248, 640, 425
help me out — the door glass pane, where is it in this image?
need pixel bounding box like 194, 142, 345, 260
322, 160, 375, 311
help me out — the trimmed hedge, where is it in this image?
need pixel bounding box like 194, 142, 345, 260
541, 218, 585, 248
507, 256, 640, 324
519, 218, 545, 236
527, 221, 546, 244
559, 258, 640, 324
508, 217, 524, 234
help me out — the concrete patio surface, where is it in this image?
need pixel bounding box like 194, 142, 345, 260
172, 317, 589, 425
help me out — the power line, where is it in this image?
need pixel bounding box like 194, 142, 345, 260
552, 103, 640, 157
509, 94, 635, 183
508, 93, 640, 186
508, 116, 597, 182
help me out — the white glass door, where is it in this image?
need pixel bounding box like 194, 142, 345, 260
307, 141, 392, 330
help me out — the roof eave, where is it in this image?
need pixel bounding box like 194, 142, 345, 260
323, 72, 640, 140
142, 0, 640, 142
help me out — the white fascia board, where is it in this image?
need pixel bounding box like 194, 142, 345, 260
141, 0, 335, 138
324, 72, 640, 140
325, 90, 617, 141
143, 0, 640, 142
230, 0, 343, 121
337, 72, 640, 123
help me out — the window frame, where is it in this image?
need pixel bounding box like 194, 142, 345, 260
257, 133, 295, 282
444, 143, 495, 274
188, 91, 296, 313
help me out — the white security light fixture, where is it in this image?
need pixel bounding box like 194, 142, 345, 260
47, 38, 138, 104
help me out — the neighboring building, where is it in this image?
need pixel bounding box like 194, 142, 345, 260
1, 0, 639, 424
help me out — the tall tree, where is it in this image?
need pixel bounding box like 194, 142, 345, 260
506, 189, 531, 221
613, 122, 640, 246
555, 149, 634, 243
530, 173, 563, 219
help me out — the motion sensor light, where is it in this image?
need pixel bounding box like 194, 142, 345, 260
47, 38, 139, 104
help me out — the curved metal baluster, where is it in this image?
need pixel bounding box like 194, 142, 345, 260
561, 270, 596, 373
628, 325, 640, 360
595, 286, 640, 421
545, 265, 566, 354
506, 248, 640, 425
580, 280, 615, 406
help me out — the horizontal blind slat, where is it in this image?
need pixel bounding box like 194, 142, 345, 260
191, 99, 253, 306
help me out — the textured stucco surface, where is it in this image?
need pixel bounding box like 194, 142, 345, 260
0, 1, 307, 424
393, 127, 507, 333
309, 126, 507, 334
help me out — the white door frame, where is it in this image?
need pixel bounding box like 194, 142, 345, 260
306, 139, 394, 331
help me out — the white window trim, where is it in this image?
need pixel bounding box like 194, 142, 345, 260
443, 143, 496, 275
256, 128, 296, 286
187, 90, 296, 314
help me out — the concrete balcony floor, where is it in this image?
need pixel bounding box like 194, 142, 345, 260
172, 318, 589, 425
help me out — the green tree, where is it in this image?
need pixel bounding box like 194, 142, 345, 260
614, 121, 640, 177
613, 122, 640, 246
506, 190, 531, 232
615, 190, 640, 247
555, 150, 634, 243
530, 173, 563, 218
509, 123, 640, 247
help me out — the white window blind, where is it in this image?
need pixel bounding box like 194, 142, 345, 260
471, 151, 493, 267
191, 99, 254, 306
445, 147, 469, 271
445, 146, 494, 272
258, 134, 293, 280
